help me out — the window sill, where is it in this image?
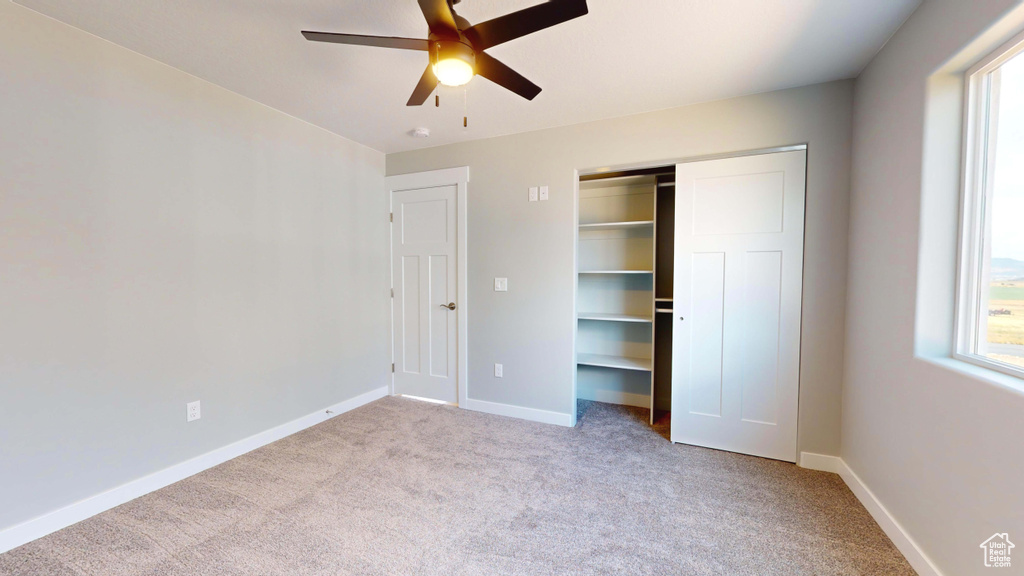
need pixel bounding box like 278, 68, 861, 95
917, 355, 1024, 397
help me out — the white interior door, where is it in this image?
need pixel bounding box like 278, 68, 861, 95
671, 150, 806, 462
391, 183, 459, 404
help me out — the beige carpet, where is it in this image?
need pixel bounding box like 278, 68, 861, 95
0, 397, 914, 575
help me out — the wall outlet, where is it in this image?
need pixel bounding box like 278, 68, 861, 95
494, 277, 508, 292
529, 187, 539, 202
494, 363, 503, 378
539, 186, 549, 201
186, 401, 201, 422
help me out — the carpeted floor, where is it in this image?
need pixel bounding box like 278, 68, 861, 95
0, 397, 914, 575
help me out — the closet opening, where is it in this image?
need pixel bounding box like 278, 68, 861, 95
575, 165, 675, 436
574, 145, 807, 461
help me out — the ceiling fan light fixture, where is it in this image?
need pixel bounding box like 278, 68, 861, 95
434, 58, 474, 86
432, 41, 475, 87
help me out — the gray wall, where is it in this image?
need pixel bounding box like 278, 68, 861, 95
387, 81, 855, 456
0, 2, 389, 532
845, 0, 1024, 573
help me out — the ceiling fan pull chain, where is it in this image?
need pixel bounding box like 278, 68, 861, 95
463, 86, 468, 128
433, 44, 440, 108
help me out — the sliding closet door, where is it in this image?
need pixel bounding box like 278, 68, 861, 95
671, 150, 806, 462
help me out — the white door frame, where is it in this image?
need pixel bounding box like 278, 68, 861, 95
387, 167, 469, 407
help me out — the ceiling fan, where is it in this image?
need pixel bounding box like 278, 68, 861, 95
302, 0, 589, 105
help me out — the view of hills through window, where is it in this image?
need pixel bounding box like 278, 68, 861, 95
984, 49, 1024, 369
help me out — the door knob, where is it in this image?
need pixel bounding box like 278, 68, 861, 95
440, 302, 456, 310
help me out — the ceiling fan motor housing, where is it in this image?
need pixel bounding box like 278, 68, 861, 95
432, 40, 476, 70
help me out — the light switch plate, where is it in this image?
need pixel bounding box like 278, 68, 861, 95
187, 401, 201, 422
529, 187, 539, 202
539, 186, 549, 201
494, 363, 503, 378
494, 277, 508, 292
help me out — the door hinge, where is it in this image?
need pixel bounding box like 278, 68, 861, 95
389, 212, 393, 223
391, 363, 395, 373
390, 288, 394, 298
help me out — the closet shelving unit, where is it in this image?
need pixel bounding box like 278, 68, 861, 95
575, 176, 654, 418
575, 172, 675, 426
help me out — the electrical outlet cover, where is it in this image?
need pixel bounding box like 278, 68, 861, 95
529, 187, 539, 202
187, 401, 201, 422
494, 363, 503, 378
539, 186, 549, 201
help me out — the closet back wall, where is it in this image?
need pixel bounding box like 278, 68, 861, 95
0, 2, 389, 533
387, 80, 854, 455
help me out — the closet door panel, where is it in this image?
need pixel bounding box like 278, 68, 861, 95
671, 150, 806, 462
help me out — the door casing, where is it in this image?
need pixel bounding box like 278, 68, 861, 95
387, 167, 469, 406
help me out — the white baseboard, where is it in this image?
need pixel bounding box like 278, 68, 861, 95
462, 398, 573, 427
0, 386, 389, 555
798, 451, 845, 473
577, 388, 651, 408
799, 452, 942, 576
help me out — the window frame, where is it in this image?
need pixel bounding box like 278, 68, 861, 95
954, 29, 1024, 380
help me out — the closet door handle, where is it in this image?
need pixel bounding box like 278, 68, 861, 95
440, 302, 456, 310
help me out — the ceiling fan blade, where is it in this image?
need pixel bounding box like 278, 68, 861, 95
463, 0, 588, 51
475, 52, 541, 101
302, 31, 429, 51
407, 64, 439, 106
417, 0, 460, 38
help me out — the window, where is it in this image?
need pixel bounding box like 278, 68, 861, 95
957, 32, 1024, 378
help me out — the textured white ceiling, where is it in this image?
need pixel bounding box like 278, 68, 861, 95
15, 0, 920, 153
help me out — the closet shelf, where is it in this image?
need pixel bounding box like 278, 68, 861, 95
655, 309, 674, 314
577, 313, 653, 324
578, 220, 655, 231
577, 353, 653, 372
578, 270, 654, 275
